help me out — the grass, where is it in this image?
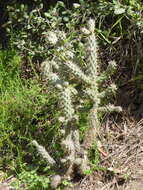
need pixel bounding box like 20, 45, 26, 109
0, 50, 63, 189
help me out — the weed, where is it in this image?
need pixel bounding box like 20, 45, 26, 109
12, 169, 50, 190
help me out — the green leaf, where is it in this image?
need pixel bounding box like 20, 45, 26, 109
44, 13, 52, 18
63, 17, 69, 22
83, 169, 92, 175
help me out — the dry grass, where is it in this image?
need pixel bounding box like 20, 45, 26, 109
67, 109, 143, 190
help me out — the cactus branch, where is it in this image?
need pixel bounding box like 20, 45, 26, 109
32, 140, 56, 165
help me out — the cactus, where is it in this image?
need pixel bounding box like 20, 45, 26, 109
32, 18, 122, 188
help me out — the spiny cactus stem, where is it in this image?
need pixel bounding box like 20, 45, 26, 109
37, 18, 122, 184
32, 140, 56, 165
60, 55, 92, 85
98, 84, 117, 98
61, 125, 77, 178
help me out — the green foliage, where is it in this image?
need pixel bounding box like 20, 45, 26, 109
6, 1, 82, 58
92, 0, 143, 43
5, 0, 143, 52
13, 169, 50, 190
0, 50, 62, 173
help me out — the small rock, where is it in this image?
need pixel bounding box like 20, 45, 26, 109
50, 175, 62, 189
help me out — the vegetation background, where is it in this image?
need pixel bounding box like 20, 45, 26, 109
0, 0, 143, 189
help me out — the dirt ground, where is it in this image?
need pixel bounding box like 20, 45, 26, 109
72, 118, 143, 190
67, 84, 143, 190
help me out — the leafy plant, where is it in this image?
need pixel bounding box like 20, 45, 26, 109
13, 169, 50, 190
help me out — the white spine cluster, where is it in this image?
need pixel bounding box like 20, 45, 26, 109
46, 31, 58, 45
86, 18, 98, 79
60, 86, 75, 122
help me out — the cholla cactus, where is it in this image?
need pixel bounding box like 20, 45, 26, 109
32, 18, 122, 188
